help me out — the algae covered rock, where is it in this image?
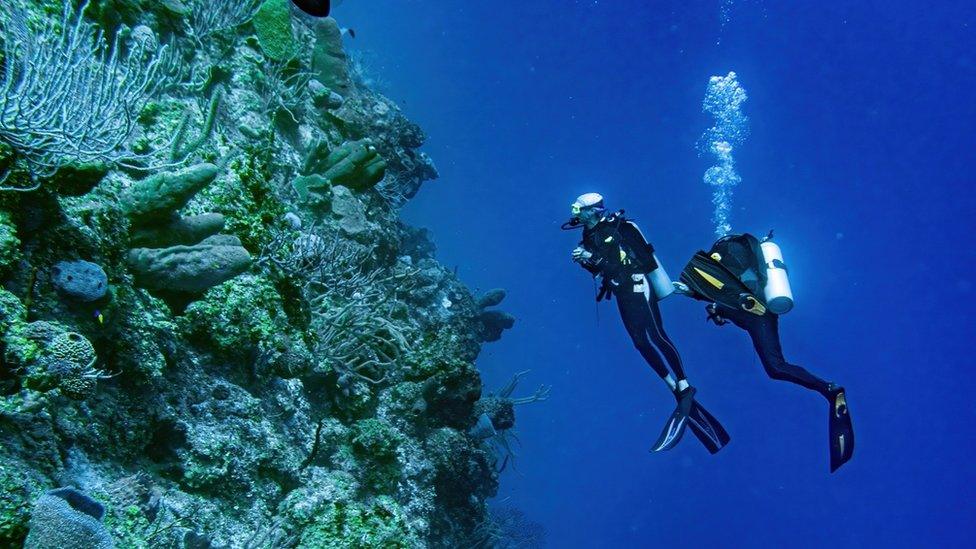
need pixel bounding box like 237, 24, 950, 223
423, 360, 483, 429
0, 210, 21, 273
0, 288, 39, 375
291, 173, 331, 205
253, 0, 297, 61
0, 464, 43, 545
24, 488, 114, 549
99, 284, 176, 380
181, 274, 302, 359
309, 79, 344, 110
426, 428, 497, 509
46, 162, 109, 197
330, 186, 371, 236
127, 235, 251, 293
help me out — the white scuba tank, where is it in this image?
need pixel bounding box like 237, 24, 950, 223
760, 238, 794, 314
648, 253, 675, 301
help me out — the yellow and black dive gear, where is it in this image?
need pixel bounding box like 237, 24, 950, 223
681, 251, 768, 316
827, 384, 855, 472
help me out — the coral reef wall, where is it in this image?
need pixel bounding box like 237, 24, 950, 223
0, 1, 524, 547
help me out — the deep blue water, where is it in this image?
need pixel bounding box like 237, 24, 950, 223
337, 1, 975, 547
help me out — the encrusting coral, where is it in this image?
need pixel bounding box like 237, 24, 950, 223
0, 1, 546, 547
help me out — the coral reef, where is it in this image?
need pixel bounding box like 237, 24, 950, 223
0, 1, 544, 547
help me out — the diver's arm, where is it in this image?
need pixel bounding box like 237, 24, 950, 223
618, 221, 658, 274
572, 246, 603, 275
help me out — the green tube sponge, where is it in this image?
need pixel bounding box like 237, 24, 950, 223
122, 163, 220, 225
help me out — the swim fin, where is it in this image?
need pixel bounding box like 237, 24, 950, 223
828, 385, 855, 472
651, 387, 696, 452
687, 401, 731, 455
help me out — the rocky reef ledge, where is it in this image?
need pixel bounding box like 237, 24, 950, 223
0, 1, 543, 547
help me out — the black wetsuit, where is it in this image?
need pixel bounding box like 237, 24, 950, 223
692, 233, 831, 399
577, 213, 686, 381
715, 305, 831, 398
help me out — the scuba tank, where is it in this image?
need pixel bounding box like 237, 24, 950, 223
760, 232, 793, 314
648, 254, 675, 301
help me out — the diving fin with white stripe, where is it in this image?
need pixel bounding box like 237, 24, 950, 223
650, 387, 696, 452
687, 401, 730, 454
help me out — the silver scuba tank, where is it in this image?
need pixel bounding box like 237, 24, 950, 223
648, 253, 675, 301
760, 236, 793, 314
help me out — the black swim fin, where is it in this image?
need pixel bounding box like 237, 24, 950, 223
651, 387, 696, 452
828, 385, 855, 472
687, 401, 731, 455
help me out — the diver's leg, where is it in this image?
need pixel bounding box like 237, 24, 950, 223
615, 292, 671, 380
744, 314, 832, 398
621, 289, 697, 452
645, 297, 687, 381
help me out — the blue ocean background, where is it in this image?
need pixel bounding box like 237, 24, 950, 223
336, 1, 974, 547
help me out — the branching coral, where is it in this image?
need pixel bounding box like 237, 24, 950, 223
479, 371, 551, 473
261, 223, 419, 390
185, 0, 263, 45
260, 224, 377, 299
317, 300, 412, 386
255, 61, 313, 124
468, 506, 546, 549
0, 1, 173, 190
495, 370, 551, 406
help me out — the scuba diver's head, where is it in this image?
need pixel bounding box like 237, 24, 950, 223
563, 192, 605, 230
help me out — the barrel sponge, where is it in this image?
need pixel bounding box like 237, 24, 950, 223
24, 488, 113, 549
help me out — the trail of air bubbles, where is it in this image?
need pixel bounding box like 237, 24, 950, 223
699, 71, 749, 237
720, 0, 734, 25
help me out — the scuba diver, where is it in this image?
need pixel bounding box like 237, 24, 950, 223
563, 193, 729, 454
674, 231, 855, 472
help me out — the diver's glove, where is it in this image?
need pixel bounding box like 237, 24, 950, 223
706, 303, 728, 326
572, 247, 594, 264
672, 281, 692, 295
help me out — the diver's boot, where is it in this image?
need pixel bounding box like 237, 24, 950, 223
651, 387, 696, 452
676, 385, 696, 416
826, 383, 855, 472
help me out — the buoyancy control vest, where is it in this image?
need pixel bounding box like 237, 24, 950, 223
680, 233, 769, 316
580, 211, 659, 281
